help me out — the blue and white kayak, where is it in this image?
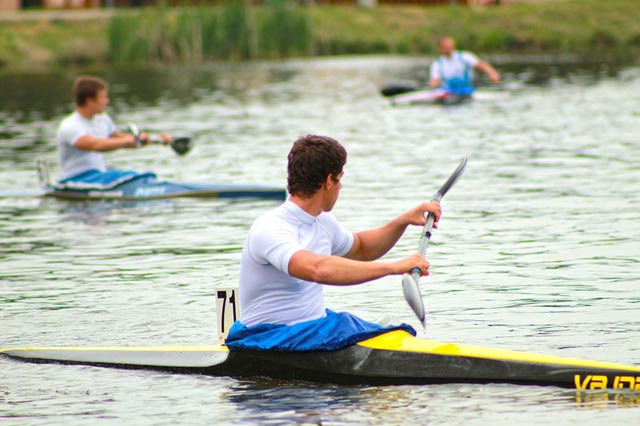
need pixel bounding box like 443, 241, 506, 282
3, 330, 639, 389
42, 176, 286, 201
21, 165, 287, 201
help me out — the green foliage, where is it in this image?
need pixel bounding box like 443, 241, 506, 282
174, 8, 202, 62
108, 1, 311, 63
4, 0, 640, 70
0, 29, 21, 67
220, 0, 252, 60
628, 33, 640, 47
109, 14, 148, 62
477, 28, 515, 52
200, 9, 220, 58
589, 29, 620, 49
257, 0, 312, 58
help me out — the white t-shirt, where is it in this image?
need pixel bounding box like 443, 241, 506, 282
239, 200, 355, 327
57, 111, 116, 179
429, 51, 479, 82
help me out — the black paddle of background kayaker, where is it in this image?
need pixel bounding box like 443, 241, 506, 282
127, 123, 193, 156
402, 157, 467, 329
381, 84, 420, 97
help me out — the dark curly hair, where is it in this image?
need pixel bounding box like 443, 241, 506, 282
287, 135, 347, 197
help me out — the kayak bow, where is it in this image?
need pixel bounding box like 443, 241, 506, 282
3, 330, 639, 389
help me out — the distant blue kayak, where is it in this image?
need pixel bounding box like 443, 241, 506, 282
43, 174, 286, 201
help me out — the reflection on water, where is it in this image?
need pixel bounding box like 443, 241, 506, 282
225, 380, 375, 425
42, 198, 181, 226
1, 56, 640, 425
575, 390, 640, 409
224, 379, 640, 425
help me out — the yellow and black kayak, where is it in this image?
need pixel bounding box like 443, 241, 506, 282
2, 330, 639, 390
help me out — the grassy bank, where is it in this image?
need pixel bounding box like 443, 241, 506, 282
311, 1, 640, 54
1, 0, 639, 70
0, 15, 110, 69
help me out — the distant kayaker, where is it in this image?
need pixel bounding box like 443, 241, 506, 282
225, 134, 441, 351
429, 36, 501, 97
56, 75, 171, 181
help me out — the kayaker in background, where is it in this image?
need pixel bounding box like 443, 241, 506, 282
225, 134, 441, 351
429, 36, 501, 98
56, 75, 171, 182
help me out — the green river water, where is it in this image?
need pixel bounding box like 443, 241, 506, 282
1, 55, 639, 424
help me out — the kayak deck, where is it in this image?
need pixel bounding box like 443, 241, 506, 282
43, 179, 286, 201
388, 89, 470, 106
387, 89, 511, 106
3, 331, 639, 389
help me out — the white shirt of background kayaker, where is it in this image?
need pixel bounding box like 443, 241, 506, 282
239, 200, 354, 327
429, 50, 479, 83
57, 111, 115, 179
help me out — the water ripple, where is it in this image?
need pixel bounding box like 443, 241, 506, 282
1, 57, 640, 425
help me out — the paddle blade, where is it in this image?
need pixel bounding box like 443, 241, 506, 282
127, 123, 140, 137
402, 273, 426, 329
435, 157, 467, 201
171, 136, 193, 156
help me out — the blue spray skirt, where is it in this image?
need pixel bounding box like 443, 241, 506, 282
225, 310, 416, 352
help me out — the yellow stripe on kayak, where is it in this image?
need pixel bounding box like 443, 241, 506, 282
358, 330, 640, 372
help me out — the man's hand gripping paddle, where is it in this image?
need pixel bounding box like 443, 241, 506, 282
402, 157, 468, 329
127, 123, 193, 156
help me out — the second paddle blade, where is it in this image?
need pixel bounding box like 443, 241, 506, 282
402, 273, 426, 329
171, 135, 193, 156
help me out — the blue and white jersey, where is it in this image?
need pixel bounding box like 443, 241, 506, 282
430, 50, 479, 95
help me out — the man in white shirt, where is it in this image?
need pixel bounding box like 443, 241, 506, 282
227, 135, 441, 350
429, 36, 501, 96
57, 76, 169, 180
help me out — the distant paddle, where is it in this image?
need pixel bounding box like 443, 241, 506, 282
127, 123, 193, 156
402, 157, 468, 329
380, 84, 420, 97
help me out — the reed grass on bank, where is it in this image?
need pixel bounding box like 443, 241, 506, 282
108, 1, 312, 63
1, 0, 640, 69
